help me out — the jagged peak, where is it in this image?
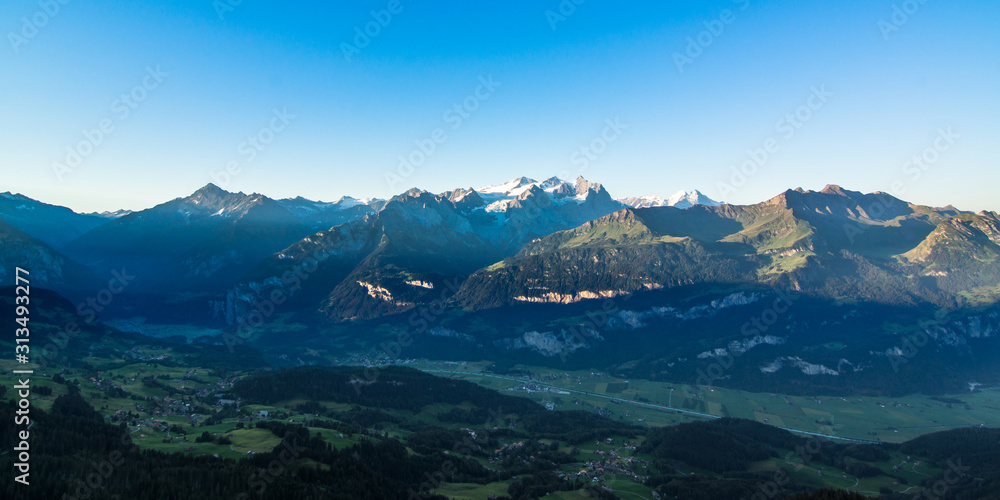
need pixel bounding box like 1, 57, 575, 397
479, 176, 537, 194
812, 184, 868, 200
444, 187, 484, 206
0, 191, 29, 200
618, 195, 665, 208
185, 183, 251, 207
781, 185, 879, 202
620, 190, 720, 209
667, 189, 720, 208
764, 189, 798, 207
820, 184, 845, 195
402, 187, 428, 197
193, 183, 228, 197
387, 188, 438, 206
520, 184, 547, 199
574, 176, 601, 192
334, 195, 382, 208
574, 206, 643, 230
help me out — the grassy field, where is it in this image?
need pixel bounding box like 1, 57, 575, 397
433, 481, 513, 499
413, 360, 1000, 444
0, 361, 71, 412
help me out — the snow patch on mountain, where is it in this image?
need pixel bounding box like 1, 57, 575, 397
87, 210, 132, 219
618, 195, 666, 208
477, 176, 616, 213
619, 190, 720, 209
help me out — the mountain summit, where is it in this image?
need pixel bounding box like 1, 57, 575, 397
61, 185, 319, 298
619, 190, 720, 209
475, 176, 619, 213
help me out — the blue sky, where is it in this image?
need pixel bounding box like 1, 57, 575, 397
2, 0, 998, 213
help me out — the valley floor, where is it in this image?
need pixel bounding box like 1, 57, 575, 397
2, 353, 996, 499
398, 360, 1000, 444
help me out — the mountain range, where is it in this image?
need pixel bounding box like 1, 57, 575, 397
3, 179, 998, 320
3, 178, 999, 395
230, 176, 624, 323
457, 185, 998, 310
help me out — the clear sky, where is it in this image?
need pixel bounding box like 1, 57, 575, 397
2, 0, 998, 213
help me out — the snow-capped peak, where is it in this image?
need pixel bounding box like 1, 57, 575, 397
277, 196, 384, 217
618, 195, 667, 208
88, 209, 133, 219
619, 190, 720, 209
475, 176, 606, 213
334, 196, 374, 209
478, 176, 538, 195
666, 190, 717, 209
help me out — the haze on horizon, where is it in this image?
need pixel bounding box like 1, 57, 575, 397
1, 0, 997, 213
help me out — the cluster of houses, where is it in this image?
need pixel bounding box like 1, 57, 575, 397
488, 441, 527, 464
576, 440, 649, 484
122, 346, 171, 362
505, 383, 570, 395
